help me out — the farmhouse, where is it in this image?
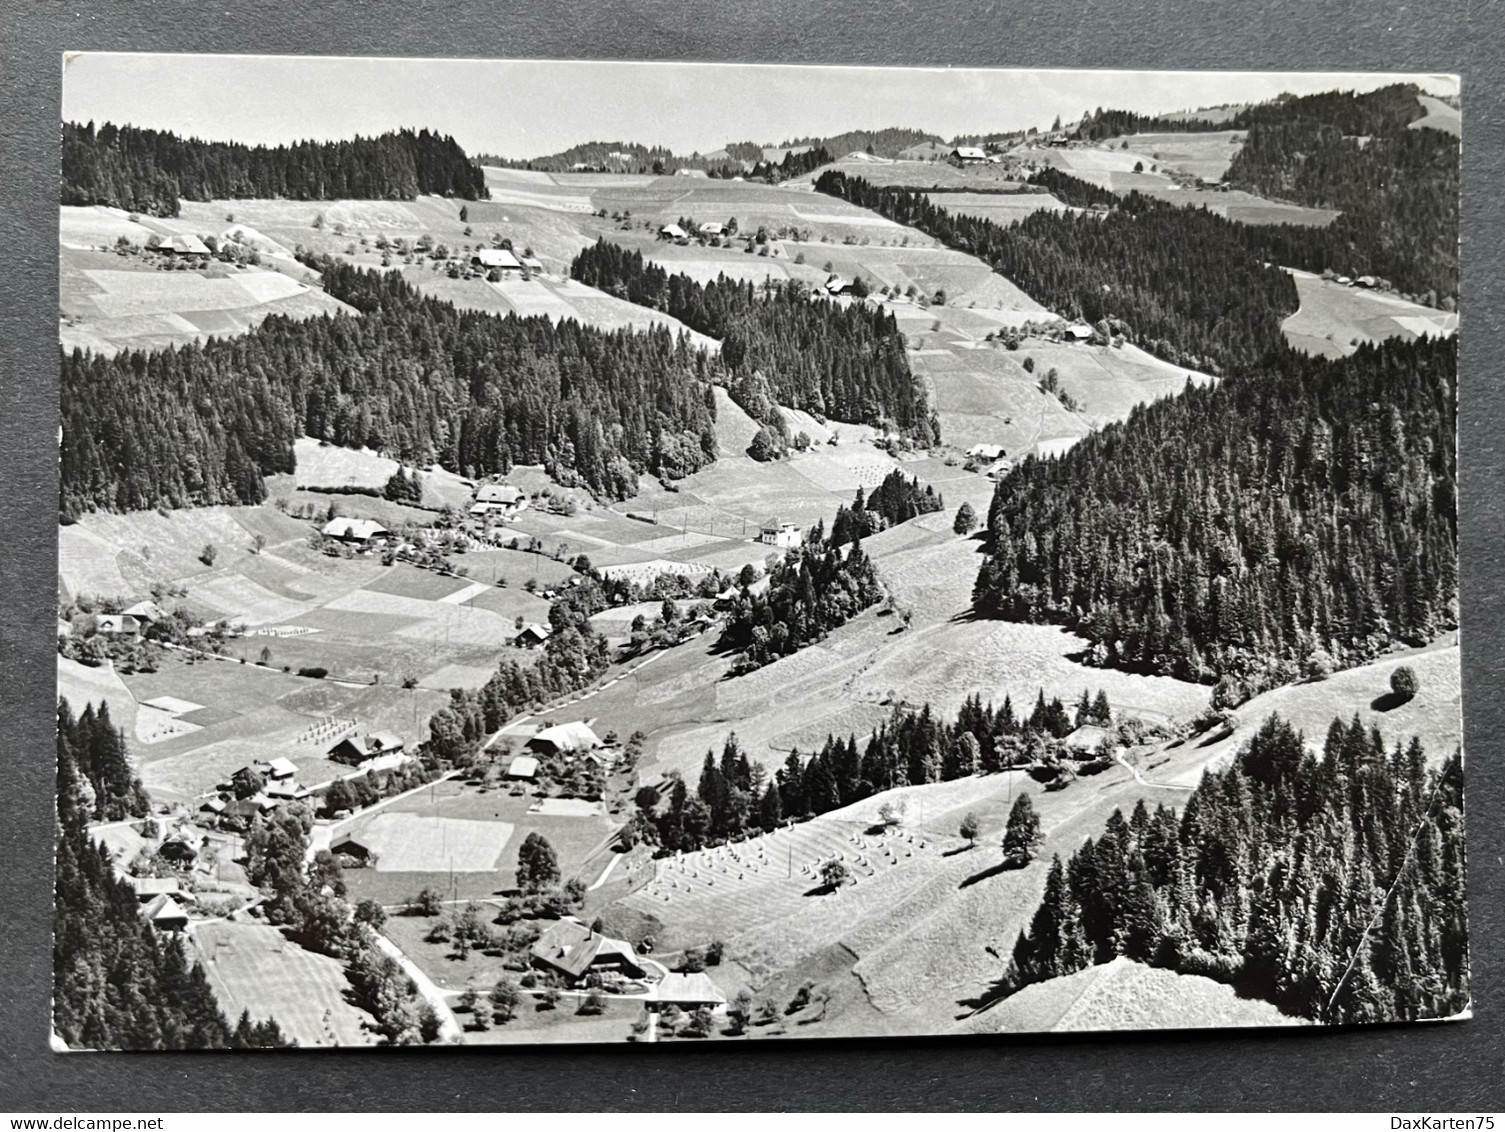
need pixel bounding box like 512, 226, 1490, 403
527, 721, 602, 757
1063, 324, 1094, 343
659, 223, 689, 241
652, 972, 728, 1012
321, 517, 389, 545
530, 918, 647, 985
967, 443, 1006, 461
122, 600, 166, 623
950, 145, 987, 165
759, 518, 803, 549
142, 894, 190, 932
328, 731, 405, 767
474, 483, 527, 515
698, 221, 727, 237
158, 234, 211, 257
93, 613, 141, 637
824, 274, 856, 296
513, 623, 552, 649
198, 797, 227, 818
505, 755, 539, 781
472, 248, 522, 272
1062, 724, 1113, 753
223, 795, 277, 823
255, 757, 298, 782
126, 876, 183, 902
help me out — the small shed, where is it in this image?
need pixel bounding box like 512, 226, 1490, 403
505, 755, 539, 781
513, 623, 551, 649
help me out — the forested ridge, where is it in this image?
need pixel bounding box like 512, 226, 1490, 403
1075, 85, 1459, 302
62, 122, 487, 216
815, 171, 1297, 374
1003, 714, 1467, 1025
1223, 86, 1459, 303
974, 337, 1456, 693
60, 260, 718, 514
54, 698, 289, 1050
570, 240, 937, 442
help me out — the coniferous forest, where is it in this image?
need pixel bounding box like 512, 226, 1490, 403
59, 260, 718, 515
54, 698, 290, 1050
815, 171, 1298, 374
720, 524, 885, 672
569, 240, 938, 442
973, 337, 1457, 694
61, 122, 487, 216
1073, 85, 1459, 304
1003, 714, 1467, 1025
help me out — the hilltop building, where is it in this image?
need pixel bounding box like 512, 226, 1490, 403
759, 519, 803, 549
950, 145, 987, 165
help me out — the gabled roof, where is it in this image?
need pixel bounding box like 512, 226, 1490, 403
473, 248, 521, 269
1064, 324, 1093, 340
162, 233, 211, 254
520, 256, 543, 271
368, 731, 403, 752
660, 223, 688, 239
263, 757, 298, 780
514, 622, 551, 642
122, 600, 165, 622
655, 971, 727, 1005
952, 145, 987, 160
506, 755, 539, 779
322, 517, 388, 540
530, 919, 643, 980
476, 483, 525, 504
528, 721, 601, 752
128, 876, 182, 899
143, 894, 190, 924
967, 443, 1006, 459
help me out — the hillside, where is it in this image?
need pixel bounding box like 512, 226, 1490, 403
963, 957, 1304, 1033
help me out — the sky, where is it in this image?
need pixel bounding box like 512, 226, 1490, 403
62, 55, 1459, 159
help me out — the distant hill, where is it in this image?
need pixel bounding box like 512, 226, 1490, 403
506, 128, 942, 173
61, 122, 488, 217
968, 957, 1305, 1033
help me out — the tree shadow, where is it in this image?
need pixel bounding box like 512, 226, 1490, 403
942, 844, 976, 858
803, 882, 840, 897
959, 860, 1014, 889
1370, 691, 1410, 713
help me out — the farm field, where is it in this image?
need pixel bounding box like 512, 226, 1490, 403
961, 957, 1304, 1034
789, 159, 1031, 191
59, 210, 353, 355
1157, 637, 1463, 786
923, 191, 1068, 224
336, 778, 619, 908
291, 438, 476, 510
191, 920, 380, 1046
1281, 269, 1458, 357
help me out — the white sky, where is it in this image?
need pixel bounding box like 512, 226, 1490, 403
61, 55, 1459, 159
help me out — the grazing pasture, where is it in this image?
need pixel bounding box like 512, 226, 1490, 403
1281, 269, 1457, 357
192, 920, 379, 1046
1411, 94, 1461, 137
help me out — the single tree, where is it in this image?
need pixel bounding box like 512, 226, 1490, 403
953, 501, 978, 536
1002, 793, 1043, 867
1391, 665, 1420, 702
820, 858, 851, 890
960, 811, 982, 847
489, 978, 522, 1023
515, 831, 560, 894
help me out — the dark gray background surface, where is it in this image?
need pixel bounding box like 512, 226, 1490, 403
2, 0, 1501, 1112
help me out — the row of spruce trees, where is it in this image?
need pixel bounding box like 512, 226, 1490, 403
62, 122, 487, 216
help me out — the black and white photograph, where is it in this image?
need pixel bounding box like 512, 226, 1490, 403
52, 55, 1466, 1051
